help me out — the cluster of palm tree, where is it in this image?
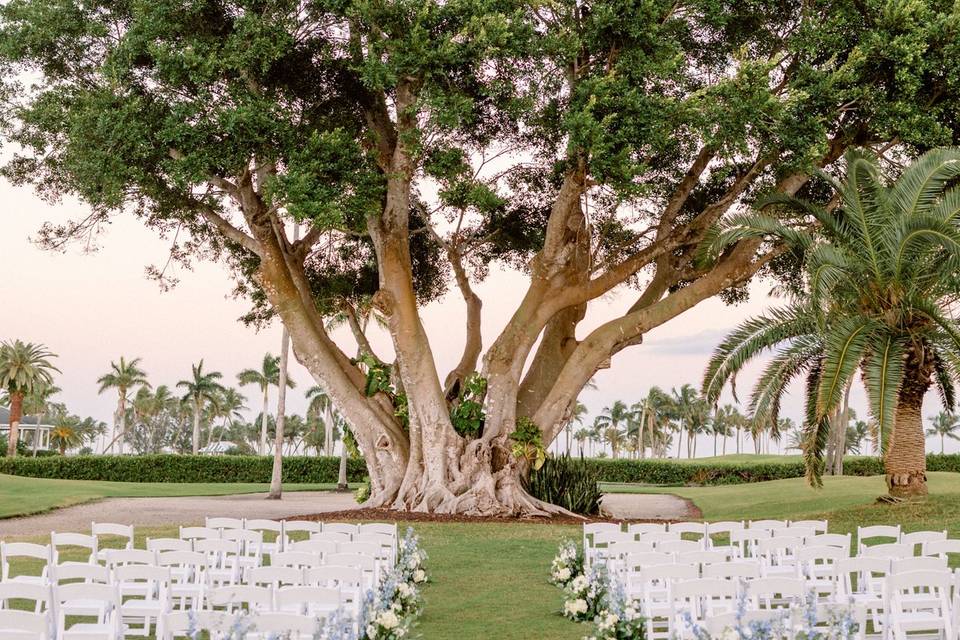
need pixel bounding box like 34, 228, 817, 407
703, 148, 960, 498
566, 385, 756, 460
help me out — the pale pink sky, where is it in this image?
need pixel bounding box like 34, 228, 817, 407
1, 178, 951, 455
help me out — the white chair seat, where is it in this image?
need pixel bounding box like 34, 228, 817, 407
61, 623, 118, 639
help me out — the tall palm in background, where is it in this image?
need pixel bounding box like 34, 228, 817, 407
3, 383, 61, 456
704, 149, 960, 497
208, 388, 247, 448
846, 415, 872, 455
566, 402, 588, 456
711, 405, 738, 456
0, 340, 59, 457
177, 360, 224, 455
97, 357, 149, 455
306, 386, 335, 455
238, 354, 292, 455
671, 384, 705, 458
927, 411, 960, 454
595, 400, 631, 459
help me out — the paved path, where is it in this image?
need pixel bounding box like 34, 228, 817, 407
0, 492, 357, 538
600, 492, 698, 520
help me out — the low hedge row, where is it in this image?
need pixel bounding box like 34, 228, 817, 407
1, 452, 957, 486
590, 453, 960, 486
0, 454, 368, 484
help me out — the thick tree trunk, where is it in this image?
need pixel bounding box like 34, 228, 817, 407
7, 391, 23, 457
885, 347, 932, 498
269, 326, 292, 499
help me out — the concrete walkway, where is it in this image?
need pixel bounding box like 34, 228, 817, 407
0, 491, 357, 537
600, 492, 698, 520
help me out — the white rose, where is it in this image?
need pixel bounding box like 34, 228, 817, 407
397, 582, 412, 597
556, 567, 572, 582
624, 607, 638, 621
377, 611, 400, 629
366, 624, 378, 638
570, 575, 588, 592
413, 569, 427, 583
396, 628, 406, 638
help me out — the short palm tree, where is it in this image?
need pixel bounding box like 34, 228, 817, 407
572, 427, 592, 457
49, 412, 83, 455
97, 356, 149, 454
238, 354, 294, 455
926, 411, 960, 454
306, 385, 334, 455
703, 148, 960, 497
567, 401, 589, 456
595, 401, 630, 459
0, 340, 59, 457
711, 405, 738, 456
177, 360, 225, 455
208, 387, 247, 447
671, 384, 706, 458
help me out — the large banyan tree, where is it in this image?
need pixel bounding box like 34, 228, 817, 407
2, 0, 959, 515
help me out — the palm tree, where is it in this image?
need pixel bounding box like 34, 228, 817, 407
0, 340, 59, 457
97, 357, 149, 455
306, 386, 335, 455
566, 402, 589, 456
572, 427, 592, 457
49, 412, 83, 455
208, 388, 247, 447
238, 354, 293, 455
595, 401, 630, 459
711, 405, 738, 456
926, 411, 960, 454
703, 149, 960, 497
6, 383, 61, 456
177, 360, 225, 455
846, 417, 871, 455
671, 384, 705, 458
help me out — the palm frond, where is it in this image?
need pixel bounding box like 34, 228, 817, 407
816, 315, 873, 418
889, 147, 960, 219
748, 334, 823, 429
802, 358, 831, 487
861, 332, 904, 455
698, 212, 814, 265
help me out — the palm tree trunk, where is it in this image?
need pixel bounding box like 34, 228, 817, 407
337, 437, 349, 490
714, 433, 718, 457
192, 400, 201, 455
6, 391, 23, 457
269, 327, 292, 499
32, 410, 44, 457
941, 434, 945, 455
885, 346, 932, 498
117, 394, 127, 455
259, 387, 270, 455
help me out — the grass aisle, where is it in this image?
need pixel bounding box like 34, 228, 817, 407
415, 522, 583, 640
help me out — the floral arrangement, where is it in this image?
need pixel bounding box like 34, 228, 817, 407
562, 562, 610, 622
579, 576, 645, 640
549, 539, 583, 589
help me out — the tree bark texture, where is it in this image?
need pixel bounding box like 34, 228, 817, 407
885, 346, 932, 497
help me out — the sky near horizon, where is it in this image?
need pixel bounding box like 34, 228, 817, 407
2, 175, 954, 456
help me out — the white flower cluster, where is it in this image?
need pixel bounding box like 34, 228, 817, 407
561, 564, 609, 622
549, 539, 582, 589
360, 528, 430, 640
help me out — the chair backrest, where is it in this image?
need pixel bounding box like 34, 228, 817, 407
91, 522, 134, 545
622, 552, 675, 573
706, 521, 745, 535
747, 576, 805, 607
0, 542, 51, 581
835, 557, 891, 596
283, 521, 323, 539
157, 550, 208, 583
357, 523, 397, 537
271, 551, 323, 569
860, 542, 913, 559
729, 528, 771, 557
147, 537, 192, 553
247, 611, 321, 637
0, 582, 51, 612
194, 538, 240, 556
671, 577, 738, 605
669, 522, 706, 537
106, 548, 158, 567
808, 533, 851, 552
290, 539, 338, 557
51, 561, 110, 584
0, 609, 51, 639
748, 519, 788, 531
702, 561, 761, 580
249, 566, 304, 588
789, 519, 828, 533
636, 531, 680, 545
777, 527, 815, 540
922, 539, 960, 559
796, 545, 846, 563
206, 517, 245, 531
676, 549, 733, 568
158, 610, 234, 640
311, 531, 352, 544
857, 524, 901, 548
275, 585, 341, 613
337, 541, 380, 559
206, 584, 273, 612
890, 556, 947, 574
50, 531, 97, 561
114, 564, 172, 598
246, 519, 283, 537
900, 530, 947, 550
222, 528, 264, 552
885, 569, 952, 609
323, 523, 359, 536
606, 542, 655, 559
756, 537, 803, 560
627, 523, 666, 535
658, 539, 703, 554
584, 522, 621, 547
180, 526, 220, 541
304, 565, 364, 589
53, 582, 120, 620
639, 563, 699, 583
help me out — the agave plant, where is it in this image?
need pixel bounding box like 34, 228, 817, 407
703, 148, 960, 497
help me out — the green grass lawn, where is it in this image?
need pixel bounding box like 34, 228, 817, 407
0, 473, 358, 519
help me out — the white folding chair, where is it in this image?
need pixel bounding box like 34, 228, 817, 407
636, 564, 699, 640
282, 521, 323, 547
797, 545, 845, 599
354, 533, 397, 567
730, 528, 771, 558
591, 531, 635, 564
891, 556, 948, 574
809, 533, 851, 553
603, 541, 655, 574
0, 581, 52, 615
745, 576, 805, 610
157, 610, 233, 640
51, 532, 98, 565
275, 585, 341, 617
671, 577, 739, 625
0, 542, 52, 585
885, 570, 954, 640
858, 524, 901, 552
51, 562, 111, 586
157, 550, 207, 610
246, 519, 284, 557
776, 526, 816, 541
669, 522, 707, 548
659, 539, 704, 555
179, 526, 220, 542
922, 539, 960, 561
357, 522, 398, 538
705, 521, 744, 551
323, 523, 359, 537
91, 522, 134, 564
748, 519, 788, 531
303, 565, 363, 614
289, 539, 338, 561
115, 564, 171, 637
222, 528, 263, 575
105, 548, 157, 568
621, 552, 675, 584
900, 530, 947, 555
627, 523, 666, 535
0, 609, 52, 640
206, 516, 245, 531
245, 611, 321, 640
584, 522, 622, 564
194, 538, 241, 587
248, 565, 304, 588
53, 582, 121, 640
755, 537, 803, 577
326, 553, 377, 589
146, 538, 192, 553
836, 556, 891, 634
310, 531, 352, 545
861, 543, 914, 560
206, 584, 273, 614
675, 549, 733, 575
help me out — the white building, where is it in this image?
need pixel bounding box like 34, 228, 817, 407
0, 405, 53, 451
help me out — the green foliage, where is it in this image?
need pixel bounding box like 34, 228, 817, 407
525, 455, 602, 516
510, 417, 546, 471
0, 454, 367, 484
354, 479, 371, 504
359, 355, 408, 431
449, 373, 486, 438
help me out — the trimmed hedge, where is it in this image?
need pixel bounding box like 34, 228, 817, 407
590, 454, 960, 486
0, 454, 367, 484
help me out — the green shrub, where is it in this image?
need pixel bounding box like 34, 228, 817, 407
0, 454, 368, 484
525, 455, 602, 515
